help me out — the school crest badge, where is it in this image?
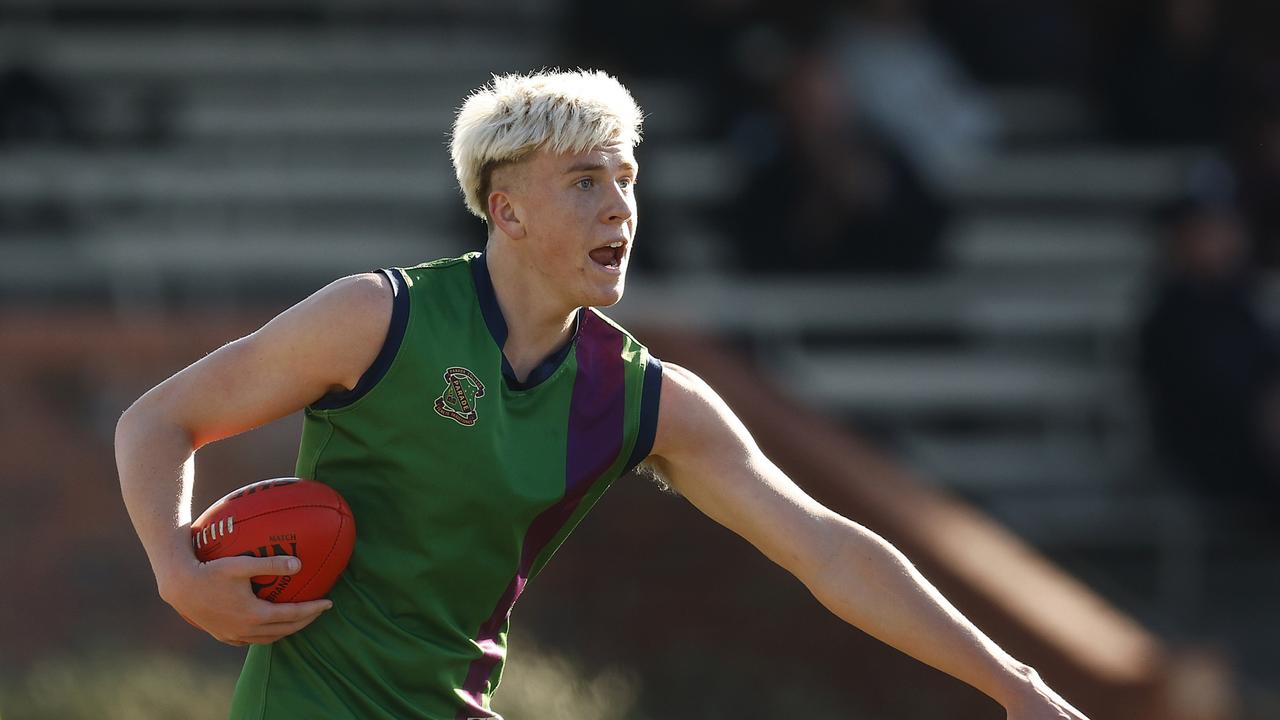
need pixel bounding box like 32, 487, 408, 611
434, 366, 485, 427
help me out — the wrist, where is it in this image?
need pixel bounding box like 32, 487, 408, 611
991, 659, 1041, 708
152, 532, 199, 603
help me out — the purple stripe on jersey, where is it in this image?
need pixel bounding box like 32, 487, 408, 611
455, 311, 626, 719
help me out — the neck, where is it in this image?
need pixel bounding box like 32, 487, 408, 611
483, 240, 579, 382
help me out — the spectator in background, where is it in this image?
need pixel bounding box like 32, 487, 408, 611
561, 0, 822, 137
563, 0, 953, 274
1138, 197, 1280, 515
560, 0, 824, 274
925, 0, 1089, 88
731, 49, 947, 274
1098, 0, 1231, 145
1232, 86, 1280, 269
826, 0, 1001, 187
0, 59, 83, 147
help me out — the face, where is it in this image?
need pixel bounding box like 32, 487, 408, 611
494, 140, 639, 309
1173, 211, 1247, 281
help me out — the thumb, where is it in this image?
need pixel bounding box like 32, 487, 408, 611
213, 554, 301, 578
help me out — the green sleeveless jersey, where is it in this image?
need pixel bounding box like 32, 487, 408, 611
228, 252, 662, 720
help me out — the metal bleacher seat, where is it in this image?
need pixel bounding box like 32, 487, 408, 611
937, 146, 1203, 206
947, 213, 1154, 270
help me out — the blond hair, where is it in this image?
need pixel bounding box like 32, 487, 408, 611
449, 68, 644, 224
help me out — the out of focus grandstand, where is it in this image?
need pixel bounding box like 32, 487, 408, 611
2, 0, 1278, 718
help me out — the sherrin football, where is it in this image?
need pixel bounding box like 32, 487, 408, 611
191, 477, 355, 602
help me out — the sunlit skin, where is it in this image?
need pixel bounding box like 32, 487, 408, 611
483, 140, 638, 382
472, 138, 1089, 720
115, 117, 1089, 718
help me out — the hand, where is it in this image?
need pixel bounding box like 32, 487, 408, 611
159, 554, 333, 646
1003, 667, 1091, 720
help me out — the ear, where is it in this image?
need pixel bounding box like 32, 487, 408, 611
488, 189, 526, 240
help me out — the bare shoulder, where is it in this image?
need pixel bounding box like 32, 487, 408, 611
126, 271, 399, 451
227, 269, 397, 401
263, 270, 393, 329
655, 362, 718, 423
290, 271, 395, 391
645, 361, 835, 578
650, 361, 754, 468
315, 271, 394, 320
265, 271, 395, 351
652, 362, 703, 453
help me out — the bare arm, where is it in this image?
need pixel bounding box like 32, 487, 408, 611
114, 271, 393, 645
645, 362, 1089, 719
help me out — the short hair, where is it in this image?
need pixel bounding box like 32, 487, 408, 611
449, 68, 645, 224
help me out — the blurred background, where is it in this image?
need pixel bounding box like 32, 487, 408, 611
1, 0, 1278, 718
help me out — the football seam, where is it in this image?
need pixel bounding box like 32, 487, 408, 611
192, 503, 347, 565
195, 501, 344, 530
285, 510, 349, 601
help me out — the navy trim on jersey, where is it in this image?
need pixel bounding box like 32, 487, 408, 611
310, 267, 410, 411
472, 252, 508, 347
623, 355, 663, 475
471, 252, 583, 392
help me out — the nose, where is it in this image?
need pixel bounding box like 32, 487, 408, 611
602, 181, 634, 225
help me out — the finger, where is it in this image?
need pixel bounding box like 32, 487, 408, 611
242, 609, 328, 645
259, 598, 334, 624
256, 613, 325, 637
211, 554, 302, 579
238, 621, 317, 645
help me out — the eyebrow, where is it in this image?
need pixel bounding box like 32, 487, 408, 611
562, 161, 638, 175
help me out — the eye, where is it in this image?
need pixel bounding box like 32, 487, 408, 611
576, 178, 594, 190
619, 176, 636, 190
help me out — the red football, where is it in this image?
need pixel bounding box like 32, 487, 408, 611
191, 477, 355, 603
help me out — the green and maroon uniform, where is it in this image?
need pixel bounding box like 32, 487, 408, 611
229, 252, 662, 719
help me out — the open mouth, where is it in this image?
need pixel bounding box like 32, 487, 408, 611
588, 242, 625, 272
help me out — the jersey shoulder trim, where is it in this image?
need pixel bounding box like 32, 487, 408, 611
623, 354, 662, 474
309, 267, 411, 411
402, 252, 479, 273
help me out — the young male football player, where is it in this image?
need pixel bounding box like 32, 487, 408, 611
116, 69, 1090, 720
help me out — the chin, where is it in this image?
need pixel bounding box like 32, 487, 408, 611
584, 278, 626, 308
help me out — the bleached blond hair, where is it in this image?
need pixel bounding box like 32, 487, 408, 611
449, 68, 644, 224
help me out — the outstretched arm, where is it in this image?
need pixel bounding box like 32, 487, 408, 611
644, 362, 1089, 720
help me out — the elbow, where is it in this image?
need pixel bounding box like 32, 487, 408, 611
114, 405, 143, 493
115, 403, 140, 451
114, 401, 195, 467
114, 400, 154, 451
114, 403, 152, 473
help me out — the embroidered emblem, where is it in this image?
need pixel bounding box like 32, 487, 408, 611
434, 366, 486, 426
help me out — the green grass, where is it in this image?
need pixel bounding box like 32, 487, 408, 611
0, 649, 237, 720
0, 639, 642, 720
